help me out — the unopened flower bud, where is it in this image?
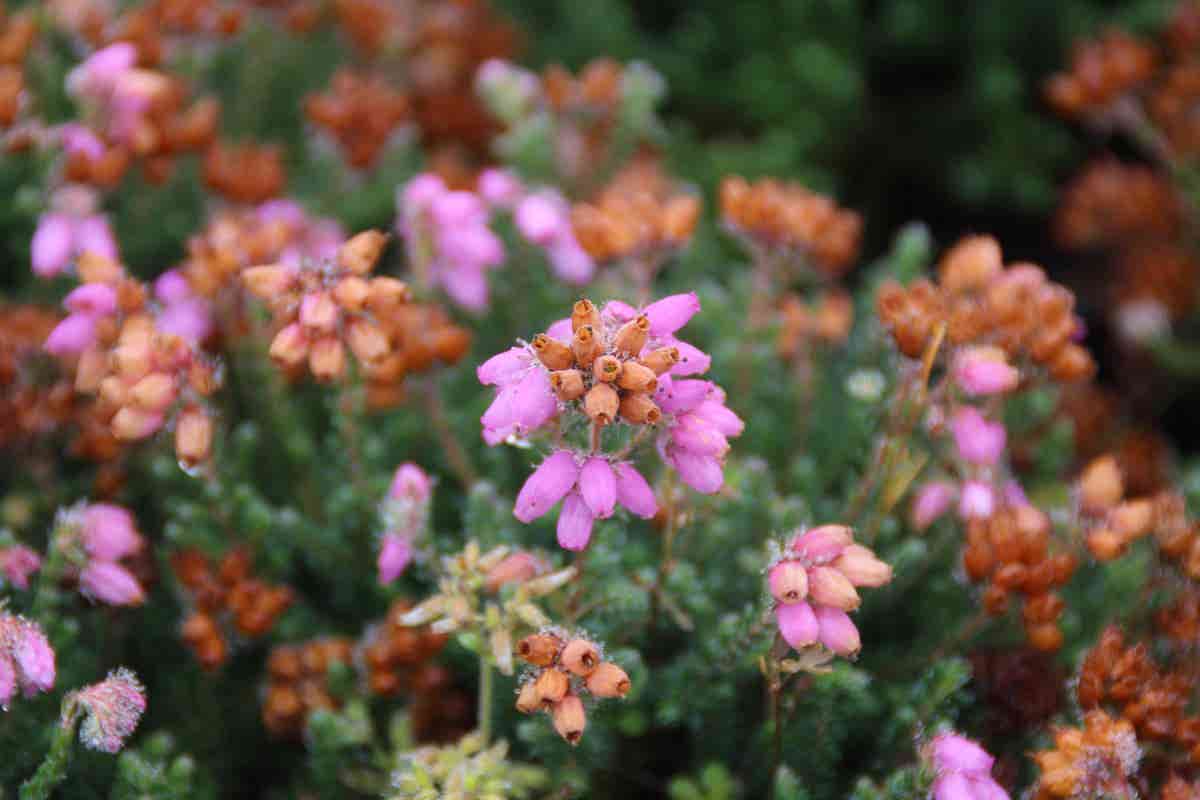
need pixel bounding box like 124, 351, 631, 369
129, 372, 177, 411
367, 277, 410, 310
640, 346, 679, 375
560, 639, 601, 676
808, 565, 860, 611
75, 668, 146, 753
300, 291, 339, 333
80, 562, 145, 605
517, 633, 562, 666
242, 265, 293, 298
534, 668, 570, 704
175, 405, 213, 466
269, 323, 308, 367
619, 393, 661, 424
337, 230, 388, 275
111, 406, 164, 440
617, 361, 657, 393
1109, 500, 1154, 540
593, 354, 622, 383
768, 560, 809, 603
550, 369, 586, 401
613, 315, 650, 356
515, 680, 542, 713
833, 544, 893, 587
1079, 456, 1123, 514
572, 325, 602, 366
586, 661, 630, 698
1086, 528, 1125, 561
309, 337, 346, 381
533, 333, 575, 370
333, 276, 370, 310
572, 299, 601, 332
346, 320, 389, 363
552, 694, 587, 745
662, 195, 700, 244
584, 383, 619, 425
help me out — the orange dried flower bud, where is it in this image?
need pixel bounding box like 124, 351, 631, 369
367, 277, 410, 310
550, 369, 586, 401
534, 668, 570, 704
992, 562, 1028, 590
176, 405, 213, 466
77, 252, 124, 284
617, 361, 658, 393
584, 383, 619, 425
1026, 621, 1064, 652
333, 276, 370, 310
1086, 528, 1125, 562
560, 639, 601, 677
533, 333, 575, 370
662, 195, 701, 244
243, 265, 293, 298
515, 680, 542, 713
613, 315, 650, 356
1110, 500, 1154, 541
346, 319, 389, 363
593, 354, 622, 383
982, 584, 1009, 615
1023, 592, 1066, 624
571, 325, 602, 366
640, 347, 679, 375
518, 633, 562, 666
300, 291, 339, 333
618, 393, 661, 424
112, 406, 162, 440
76, 347, 108, 393
572, 299, 601, 332
129, 372, 177, 411
269, 323, 308, 367
833, 544, 893, 587
586, 662, 631, 698
939, 235, 1003, 293
1048, 344, 1095, 382
1080, 456, 1123, 514
189, 363, 218, 396
338, 230, 388, 274
963, 543, 994, 582
552, 694, 586, 745
309, 336, 346, 382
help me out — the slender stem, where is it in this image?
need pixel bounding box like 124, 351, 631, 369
20, 700, 79, 800
477, 657, 493, 746
770, 682, 783, 800
422, 377, 478, 488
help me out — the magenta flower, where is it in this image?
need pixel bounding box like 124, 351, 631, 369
82, 503, 143, 562
514, 450, 658, 551
951, 407, 1006, 466
769, 525, 892, 657
926, 732, 1010, 800
74, 668, 146, 753
66, 43, 138, 99
0, 613, 57, 707
376, 463, 433, 584
389, 463, 433, 503
478, 168, 524, 208
510, 190, 596, 284
377, 533, 414, 585
911, 481, 957, 530
958, 480, 996, 520
31, 187, 118, 278
154, 270, 212, 344
0, 545, 42, 590
80, 561, 145, 606
952, 346, 1019, 397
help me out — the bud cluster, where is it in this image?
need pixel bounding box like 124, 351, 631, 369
720, 175, 862, 278
243, 229, 403, 382
777, 290, 855, 357
52, 502, 148, 607
172, 547, 295, 670
305, 69, 410, 170
0, 611, 56, 709
1076, 455, 1154, 562
1054, 160, 1181, 251
769, 525, 892, 658
514, 630, 630, 746
202, 139, 286, 205
1044, 31, 1156, 119
961, 502, 1075, 651
1033, 710, 1140, 800
361, 599, 449, 697
877, 236, 1095, 384
262, 636, 354, 737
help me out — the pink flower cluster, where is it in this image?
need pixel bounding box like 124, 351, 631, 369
910, 403, 1014, 528
377, 463, 433, 585
153, 269, 213, 345
44, 281, 119, 357
0, 544, 42, 590
69, 503, 147, 607
31, 186, 118, 278
1, 612, 56, 709
65, 43, 166, 151
769, 525, 892, 657
398, 174, 505, 312
254, 200, 345, 269
951, 346, 1020, 397
510, 185, 595, 285
926, 732, 1010, 800
74, 668, 146, 753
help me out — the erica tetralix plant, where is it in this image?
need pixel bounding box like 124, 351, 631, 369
478, 294, 743, 550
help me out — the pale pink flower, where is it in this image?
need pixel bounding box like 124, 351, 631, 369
911, 481, 957, 530
477, 168, 523, 208
80, 562, 145, 606
154, 270, 212, 344
31, 187, 118, 277
75, 668, 146, 753
951, 407, 1006, 466
514, 191, 595, 284
0, 613, 56, 705
0, 545, 42, 590
952, 347, 1019, 396
959, 480, 996, 520
926, 732, 1010, 800
81, 503, 142, 562
389, 463, 433, 503
44, 313, 99, 356
377, 533, 414, 585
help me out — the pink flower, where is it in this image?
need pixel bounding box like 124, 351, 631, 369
82, 503, 142, 562
952, 347, 1019, 396
770, 525, 891, 658
514, 191, 595, 285
59, 124, 106, 160
959, 480, 996, 520
658, 378, 743, 494
0, 613, 56, 704
80, 562, 145, 606
0, 653, 13, 708
951, 407, 1006, 466
0, 545, 42, 590
75, 668, 146, 753
67, 43, 138, 99
155, 297, 213, 343
480, 362, 558, 443
377, 533, 414, 585
44, 313, 98, 356
389, 463, 433, 503
32, 213, 74, 277
927, 732, 1010, 800
477, 168, 524, 208
65, 283, 118, 316
911, 481, 956, 530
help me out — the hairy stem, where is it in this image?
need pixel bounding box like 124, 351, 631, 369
20, 699, 79, 800
477, 657, 494, 746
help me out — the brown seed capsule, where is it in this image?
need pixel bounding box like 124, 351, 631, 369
550, 369, 586, 401
176, 405, 213, 466
367, 277, 410, 310
617, 361, 658, 393
640, 346, 679, 375
982, 584, 1009, 615
618, 392, 661, 424
333, 276, 370, 310
309, 337, 346, 382
515, 680, 542, 713
560, 639, 601, 677
593, 354, 622, 383
613, 315, 650, 356
1080, 455, 1123, 514
533, 334, 575, 370
1026, 621, 1064, 652
585, 662, 631, 698
517, 633, 562, 666
1023, 592, 1066, 624
243, 265, 293, 298
584, 383, 619, 425
963, 543, 994, 581
552, 694, 587, 745
572, 325, 602, 366
572, 299, 601, 332
1110, 499, 1154, 540
338, 230, 388, 274
1086, 528, 1125, 562
346, 320, 389, 364
993, 562, 1028, 591
534, 668, 570, 704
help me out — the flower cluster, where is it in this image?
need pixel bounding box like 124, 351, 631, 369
769, 525, 892, 658
377, 463, 433, 585
73, 668, 147, 753
202, 139, 286, 205
0, 611, 56, 708
514, 631, 630, 746
777, 290, 855, 356
360, 598, 449, 698
1044, 30, 1156, 118
305, 69, 410, 170
172, 547, 295, 670
261, 636, 354, 738
0, 541, 40, 590
481, 294, 743, 549
1033, 710, 1140, 800
924, 732, 1010, 800
31, 186, 118, 279
51, 502, 147, 607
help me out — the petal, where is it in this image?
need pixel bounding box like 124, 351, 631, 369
64, 283, 118, 316
932, 773, 974, 800
477, 347, 532, 386
514, 450, 579, 523
440, 263, 490, 312
75, 215, 118, 261
579, 457, 617, 519
31, 213, 74, 277
614, 463, 658, 518
556, 491, 594, 551
931, 733, 995, 775
643, 292, 700, 336
667, 449, 724, 494
44, 314, 97, 356
548, 239, 595, 285
691, 400, 744, 437
545, 318, 573, 342
789, 525, 852, 563
669, 414, 729, 457
664, 338, 711, 376
377, 533, 414, 584
511, 368, 558, 432
80, 562, 145, 606
912, 481, 956, 530
82, 504, 141, 562
602, 301, 638, 322
775, 601, 818, 649
655, 378, 713, 414
815, 606, 860, 655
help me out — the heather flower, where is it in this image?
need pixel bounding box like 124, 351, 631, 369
925, 732, 1010, 800
911, 481, 957, 530
959, 480, 996, 520
81, 503, 143, 562
80, 561, 145, 606
73, 668, 146, 753
153, 269, 213, 344
377, 463, 433, 584
31, 187, 118, 278
0, 612, 57, 706
377, 534, 413, 585
0, 544, 41, 589
952, 346, 1019, 396
477, 167, 523, 209
514, 190, 595, 285
951, 407, 1006, 466
769, 525, 892, 657
52, 503, 148, 606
